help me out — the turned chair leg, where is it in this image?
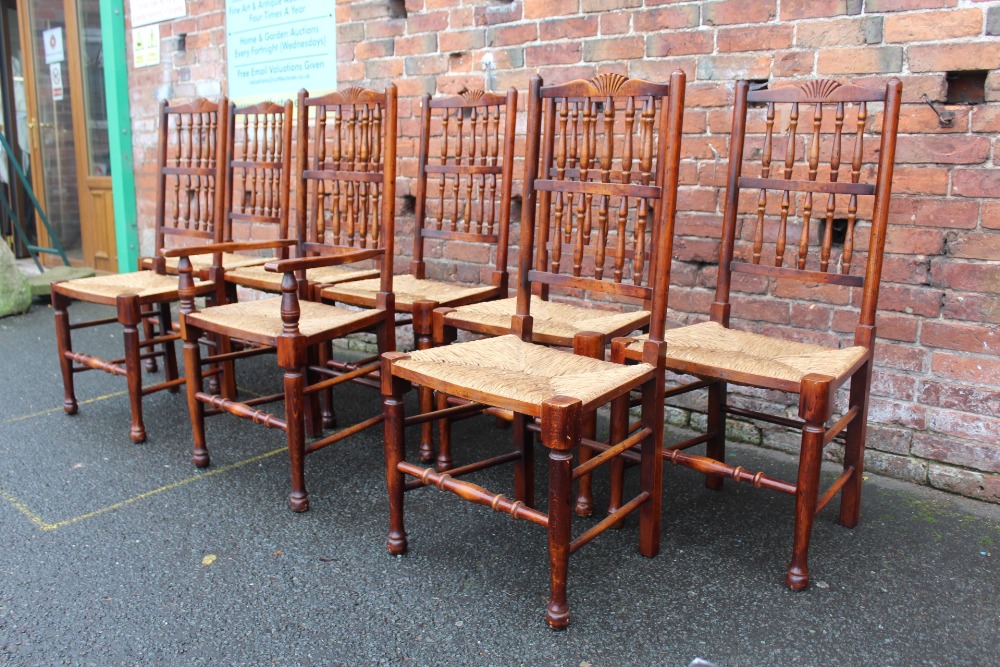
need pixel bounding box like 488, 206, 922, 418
417, 387, 436, 462
432, 310, 458, 471
317, 340, 337, 429
157, 302, 180, 391
573, 331, 604, 518
840, 364, 871, 529
513, 413, 535, 508
52, 288, 78, 415
413, 300, 438, 464
541, 397, 581, 630
787, 375, 833, 590
705, 380, 728, 490
607, 392, 630, 526
117, 294, 147, 443
304, 345, 323, 439
434, 389, 454, 472
283, 362, 309, 513
383, 357, 409, 555
788, 422, 823, 590
182, 320, 210, 468
215, 332, 238, 401
142, 309, 159, 373
638, 373, 664, 557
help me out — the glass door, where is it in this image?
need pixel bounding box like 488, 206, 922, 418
15, 0, 114, 271
0, 0, 37, 258
20, 0, 83, 263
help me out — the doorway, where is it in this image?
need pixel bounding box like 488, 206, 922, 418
0, 0, 115, 272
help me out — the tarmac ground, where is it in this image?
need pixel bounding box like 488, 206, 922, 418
0, 300, 997, 666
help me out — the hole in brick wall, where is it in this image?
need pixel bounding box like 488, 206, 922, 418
400, 194, 416, 216
747, 79, 769, 108
819, 217, 849, 248
510, 194, 522, 223
945, 70, 987, 105
387, 0, 407, 19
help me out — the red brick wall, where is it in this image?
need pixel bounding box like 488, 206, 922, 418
125, 0, 1000, 503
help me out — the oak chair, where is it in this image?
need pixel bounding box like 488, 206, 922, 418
615, 78, 902, 590
160, 100, 297, 399
220, 100, 380, 295
175, 85, 398, 512
319, 88, 517, 463
381, 71, 685, 628
51, 98, 227, 442
162, 99, 374, 296
429, 81, 669, 498
136, 102, 293, 279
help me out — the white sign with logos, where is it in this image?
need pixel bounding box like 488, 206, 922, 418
130, 0, 186, 28
50, 63, 63, 101
43, 27, 64, 64
226, 0, 337, 102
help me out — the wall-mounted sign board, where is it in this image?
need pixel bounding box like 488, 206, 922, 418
132, 24, 160, 68
226, 0, 337, 103
130, 0, 186, 28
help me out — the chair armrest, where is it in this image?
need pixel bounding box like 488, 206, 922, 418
264, 247, 384, 273
161, 239, 296, 258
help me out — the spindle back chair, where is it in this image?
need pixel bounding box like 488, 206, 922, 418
141, 102, 296, 280
320, 88, 517, 460
616, 78, 902, 590
381, 71, 685, 628
215, 100, 297, 281
175, 85, 398, 512
51, 98, 227, 442
430, 75, 679, 481
161, 100, 297, 398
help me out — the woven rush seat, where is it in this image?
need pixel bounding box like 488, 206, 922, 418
141, 253, 273, 274
393, 334, 654, 416
321, 274, 497, 310
444, 296, 650, 345
54, 271, 213, 306
187, 297, 380, 346
629, 321, 867, 391
225, 264, 379, 291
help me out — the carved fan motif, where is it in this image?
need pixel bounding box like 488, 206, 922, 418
591, 73, 629, 96
461, 89, 486, 103
336, 86, 379, 104
798, 79, 842, 102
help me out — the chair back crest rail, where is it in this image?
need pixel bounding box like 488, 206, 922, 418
520, 72, 685, 340
295, 86, 398, 291
716, 78, 902, 338
224, 100, 294, 257
153, 98, 229, 267
412, 88, 518, 281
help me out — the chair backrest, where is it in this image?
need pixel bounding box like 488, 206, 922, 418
153, 98, 229, 267
295, 85, 398, 291
516, 72, 686, 343
223, 100, 294, 258
713, 79, 902, 348
411, 89, 518, 290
